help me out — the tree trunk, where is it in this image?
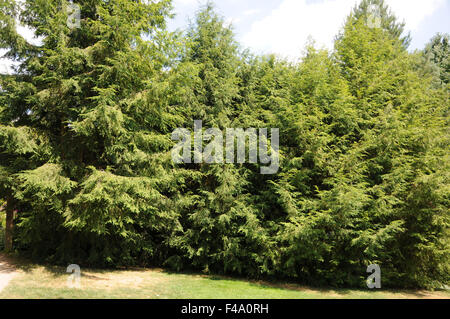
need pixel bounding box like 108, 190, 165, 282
4, 197, 14, 252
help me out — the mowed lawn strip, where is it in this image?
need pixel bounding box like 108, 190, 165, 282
0, 259, 449, 299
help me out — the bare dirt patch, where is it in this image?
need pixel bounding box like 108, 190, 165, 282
0, 253, 18, 292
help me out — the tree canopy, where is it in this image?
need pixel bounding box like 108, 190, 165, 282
0, 0, 448, 289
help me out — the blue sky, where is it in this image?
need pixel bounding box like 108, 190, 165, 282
169, 0, 450, 60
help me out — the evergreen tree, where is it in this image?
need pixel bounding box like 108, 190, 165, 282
345, 0, 411, 48
0, 0, 181, 266
422, 33, 450, 86
166, 4, 273, 276
332, 4, 449, 287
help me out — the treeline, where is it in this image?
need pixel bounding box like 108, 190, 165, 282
0, 0, 448, 289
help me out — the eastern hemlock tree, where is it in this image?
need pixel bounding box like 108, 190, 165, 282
166, 4, 273, 277
346, 0, 411, 48
273, 45, 361, 286
422, 33, 450, 87
0, 0, 182, 266
332, 5, 449, 288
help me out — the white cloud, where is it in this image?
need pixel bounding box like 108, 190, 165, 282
0, 52, 19, 75
242, 0, 446, 60
0, 56, 13, 74
16, 24, 42, 46
242, 0, 358, 60
173, 0, 201, 7
243, 9, 260, 16
386, 0, 446, 31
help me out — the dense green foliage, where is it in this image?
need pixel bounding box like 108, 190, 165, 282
422, 33, 450, 87
0, 0, 448, 288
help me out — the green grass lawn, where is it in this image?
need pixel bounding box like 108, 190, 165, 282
1, 257, 449, 299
